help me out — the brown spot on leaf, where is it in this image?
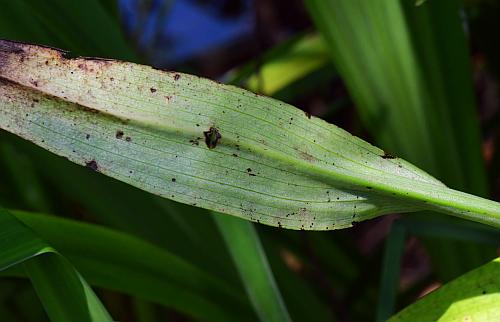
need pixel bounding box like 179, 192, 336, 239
81, 106, 100, 114
174, 73, 181, 81
381, 152, 396, 159
85, 160, 99, 171
116, 130, 124, 139
150, 87, 157, 93
203, 127, 221, 149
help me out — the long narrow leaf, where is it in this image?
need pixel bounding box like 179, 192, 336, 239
10, 210, 254, 322
0, 40, 499, 230
0, 208, 113, 322
215, 215, 291, 322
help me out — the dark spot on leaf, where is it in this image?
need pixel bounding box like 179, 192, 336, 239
150, 87, 157, 93
203, 127, 221, 149
125, 137, 132, 142
381, 152, 396, 159
171, 178, 176, 182
116, 130, 124, 139
304, 111, 311, 119
81, 106, 100, 114
246, 168, 252, 172
85, 134, 90, 140
86, 160, 99, 171
232, 153, 238, 157
174, 73, 181, 81
366, 186, 372, 189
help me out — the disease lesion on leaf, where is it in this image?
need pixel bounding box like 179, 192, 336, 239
203, 126, 221, 149
381, 151, 397, 159
85, 159, 99, 171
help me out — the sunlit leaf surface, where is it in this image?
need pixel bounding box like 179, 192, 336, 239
0, 40, 499, 230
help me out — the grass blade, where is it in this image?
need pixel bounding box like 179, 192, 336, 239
215, 215, 291, 322
0, 40, 499, 229
24, 255, 112, 322
0, 207, 113, 322
11, 210, 254, 322
376, 221, 407, 321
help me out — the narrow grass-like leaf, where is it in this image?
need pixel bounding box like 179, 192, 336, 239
0, 208, 113, 322
10, 210, 254, 322
389, 257, 500, 321
376, 221, 407, 321
0, 40, 499, 230
215, 215, 291, 322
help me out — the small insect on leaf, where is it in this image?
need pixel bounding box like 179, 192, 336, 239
203, 127, 222, 149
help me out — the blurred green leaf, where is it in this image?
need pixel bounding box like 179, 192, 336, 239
0, 0, 138, 61
0, 141, 52, 213
215, 215, 291, 322
376, 221, 407, 322
228, 33, 330, 95
10, 210, 254, 322
0, 208, 113, 322
389, 257, 500, 321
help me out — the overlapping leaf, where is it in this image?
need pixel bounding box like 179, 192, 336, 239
0, 208, 113, 322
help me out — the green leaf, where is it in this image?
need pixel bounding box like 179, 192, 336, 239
0, 207, 113, 322
11, 210, 254, 322
228, 33, 330, 95
304, 0, 494, 282
389, 257, 500, 321
0, 40, 499, 230
215, 215, 291, 322
0, 0, 138, 61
